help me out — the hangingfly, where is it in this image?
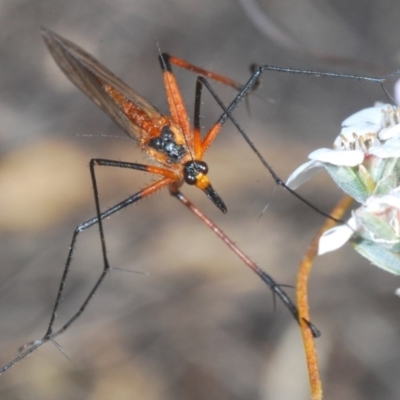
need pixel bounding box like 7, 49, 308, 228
0, 28, 313, 373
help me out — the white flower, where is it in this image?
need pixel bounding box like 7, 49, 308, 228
318, 189, 400, 274
287, 100, 400, 274
287, 104, 400, 203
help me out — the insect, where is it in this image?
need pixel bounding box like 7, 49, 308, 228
0, 28, 318, 373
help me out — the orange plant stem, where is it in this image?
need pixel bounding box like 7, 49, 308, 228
297, 195, 354, 400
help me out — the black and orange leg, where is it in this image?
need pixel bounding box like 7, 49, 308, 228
192, 74, 345, 223
158, 56, 258, 160
159, 54, 325, 332
0, 160, 175, 374
159, 53, 244, 156
161, 53, 243, 91
169, 185, 321, 338
47, 160, 175, 338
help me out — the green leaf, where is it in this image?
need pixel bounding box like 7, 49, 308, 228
356, 212, 399, 244
324, 164, 369, 203
351, 238, 400, 275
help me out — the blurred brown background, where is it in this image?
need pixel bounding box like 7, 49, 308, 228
1, 1, 400, 399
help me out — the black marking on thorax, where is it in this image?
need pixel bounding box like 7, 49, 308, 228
148, 126, 186, 163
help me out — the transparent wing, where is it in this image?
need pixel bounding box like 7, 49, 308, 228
41, 27, 163, 141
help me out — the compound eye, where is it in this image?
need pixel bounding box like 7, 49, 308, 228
196, 161, 208, 175
184, 172, 197, 185
183, 161, 209, 185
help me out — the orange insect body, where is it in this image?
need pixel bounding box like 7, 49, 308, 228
97, 60, 217, 202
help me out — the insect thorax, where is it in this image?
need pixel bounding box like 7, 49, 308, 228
148, 125, 187, 163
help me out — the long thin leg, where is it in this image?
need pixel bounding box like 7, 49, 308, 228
0, 161, 174, 374
160, 54, 322, 215
223, 65, 397, 127
212, 64, 400, 139
0, 194, 145, 374
169, 186, 320, 338
194, 75, 344, 224
46, 159, 175, 338
160, 60, 313, 327
161, 53, 242, 91
159, 53, 244, 157
259, 65, 394, 83
179, 68, 323, 332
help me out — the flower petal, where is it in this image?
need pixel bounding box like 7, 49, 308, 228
365, 191, 400, 210
394, 79, 400, 106
286, 160, 324, 189
309, 148, 364, 166
340, 123, 382, 136
369, 139, 400, 158
342, 104, 391, 127
318, 222, 355, 255
378, 124, 400, 141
